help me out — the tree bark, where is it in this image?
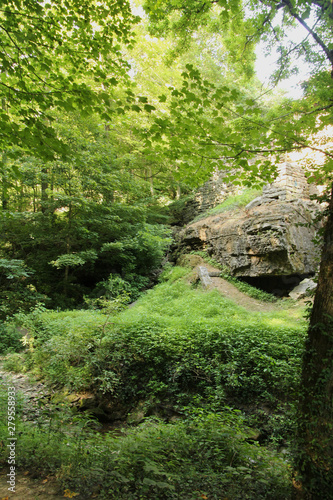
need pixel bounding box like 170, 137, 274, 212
297, 182, 333, 497
41, 167, 48, 213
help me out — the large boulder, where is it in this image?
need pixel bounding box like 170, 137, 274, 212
289, 278, 317, 300
174, 198, 322, 277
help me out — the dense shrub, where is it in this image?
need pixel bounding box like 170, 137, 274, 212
61, 414, 292, 499
0, 321, 25, 354
0, 385, 291, 499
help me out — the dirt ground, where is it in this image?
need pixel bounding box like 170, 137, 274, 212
0, 470, 66, 500
194, 260, 282, 312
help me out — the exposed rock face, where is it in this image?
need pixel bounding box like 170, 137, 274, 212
175, 161, 324, 278
181, 169, 240, 224
175, 198, 322, 277
180, 161, 322, 225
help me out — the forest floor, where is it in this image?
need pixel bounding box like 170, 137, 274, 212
0, 266, 306, 498
0, 470, 64, 500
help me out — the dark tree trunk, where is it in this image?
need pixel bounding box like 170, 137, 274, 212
2, 176, 8, 210
41, 167, 48, 213
297, 183, 333, 497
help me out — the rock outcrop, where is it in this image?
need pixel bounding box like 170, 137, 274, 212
175, 163, 323, 278
175, 198, 321, 277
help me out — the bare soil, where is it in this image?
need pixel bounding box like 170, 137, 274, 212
0, 470, 65, 500
194, 260, 281, 312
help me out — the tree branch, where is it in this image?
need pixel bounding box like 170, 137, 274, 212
281, 0, 333, 65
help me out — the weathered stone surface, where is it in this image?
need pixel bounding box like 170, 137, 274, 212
208, 271, 222, 277
289, 278, 317, 300
181, 169, 240, 224
175, 199, 322, 277
198, 266, 213, 288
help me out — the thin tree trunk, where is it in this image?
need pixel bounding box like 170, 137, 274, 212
297, 182, 333, 497
64, 202, 72, 295
148, 166, 154, 196
41, 166, 48, 213
1, 153, 9, 210
2, 174, 8, 209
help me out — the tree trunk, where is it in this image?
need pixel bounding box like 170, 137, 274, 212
41, 166, 48, 213
297, 183, 333, 497
148, 166, 155, 196
2, 173, 9, 210
1, 153, 9, 210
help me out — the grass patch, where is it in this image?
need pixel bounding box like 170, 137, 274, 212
191, 188, 261, 223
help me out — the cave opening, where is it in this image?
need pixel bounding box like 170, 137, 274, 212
238, 273, 314, 297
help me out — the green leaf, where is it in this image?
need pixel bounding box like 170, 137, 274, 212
131, 105, 142, 112
144, 104, 156, 113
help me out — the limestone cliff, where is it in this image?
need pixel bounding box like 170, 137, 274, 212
175, 163, 323, 277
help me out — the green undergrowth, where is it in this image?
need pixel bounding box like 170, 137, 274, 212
4, 267, 306, 407
0, 266, 307, 497
191, 188, 261, 223
0, 382, 291, 499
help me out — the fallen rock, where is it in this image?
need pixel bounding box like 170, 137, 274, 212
289, 278, 317, 300
198, 266, 213, 289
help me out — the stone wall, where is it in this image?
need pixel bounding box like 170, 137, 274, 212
181, 169, 240, 224
271, 162, 310, 200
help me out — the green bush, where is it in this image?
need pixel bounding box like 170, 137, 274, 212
2, 352, 27, 372
0, 384, 291, 500
0, 321, 25, 354
60, 414, 291, 499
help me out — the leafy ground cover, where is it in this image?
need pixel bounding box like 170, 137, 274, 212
0, 267, 307, 497
0, 379, 291, 499
3, 268, 306, 405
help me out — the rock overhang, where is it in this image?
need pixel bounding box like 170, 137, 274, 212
175, 198, 322, 278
